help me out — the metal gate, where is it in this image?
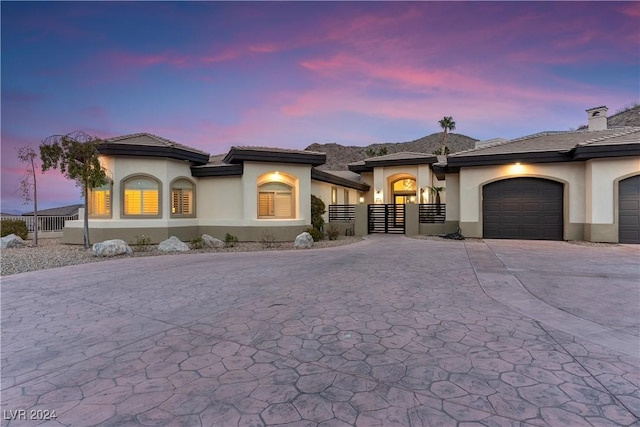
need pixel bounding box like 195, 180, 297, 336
368, 204, 405, 234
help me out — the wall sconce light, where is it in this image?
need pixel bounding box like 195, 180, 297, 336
359, 196, 365, 204
409, 196, 416, 204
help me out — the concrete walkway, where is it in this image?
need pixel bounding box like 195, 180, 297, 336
1, 236, 639, 426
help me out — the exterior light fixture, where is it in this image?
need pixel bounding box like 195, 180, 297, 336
409, 196, 416, 204
359, 196, 365, 204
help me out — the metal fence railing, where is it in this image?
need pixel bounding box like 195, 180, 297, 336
419, 204, 446, 224
328, 204, 355, 221
0, 215, 79, 232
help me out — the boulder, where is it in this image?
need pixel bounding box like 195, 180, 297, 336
294, 232, 314, 249
158, 236, 190, 252
202, 234, 224, 248
0, 234, 26, 249
92, 239, 133, 257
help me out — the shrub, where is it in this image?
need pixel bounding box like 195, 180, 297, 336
306, 227, 323, 242
311, 195, 325, 232
190, 236, 204, 249
260, 230, 276, 249
224, 233, 238, 247
0, 219, 28, 240
132, 234, 151, 251
326, 224, 340, 241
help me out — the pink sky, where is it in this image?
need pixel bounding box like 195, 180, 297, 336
1, 1, 638, 212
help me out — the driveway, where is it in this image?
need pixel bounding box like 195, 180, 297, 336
1, 236, 639, 426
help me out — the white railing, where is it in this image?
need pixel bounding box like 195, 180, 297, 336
1, 215, 79, 232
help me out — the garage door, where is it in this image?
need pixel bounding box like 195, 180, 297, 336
483, 178, 563, 240
619, 175, 640, 244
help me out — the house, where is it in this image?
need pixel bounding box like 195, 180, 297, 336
62, 134, 371, 243
435, 106, 640, 243
61, 106, 640, 244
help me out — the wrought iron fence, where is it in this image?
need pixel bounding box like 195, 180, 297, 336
0, 215, 79, 232
328, 204, 355, 221
419, 204, 446, 223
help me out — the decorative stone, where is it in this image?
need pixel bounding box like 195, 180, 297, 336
202, 234, 224, 248
158, 236, 190, 252
92, 239, 133, 257
0, 234, 26, 249
294, 232, 314, 249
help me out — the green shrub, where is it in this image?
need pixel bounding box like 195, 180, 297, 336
306, 227, 323, 242
132, 234, 151, 251
1, 219, 28, 240
190, 236, 204, 249
311, 195, 325, 231
260, 230, 276, 249
224, 233, 238, 247
326, 224, 340, 241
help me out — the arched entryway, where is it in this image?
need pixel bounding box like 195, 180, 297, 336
619, 175, 640, 244
483, 177, 564, 240
391, 177, 417, 204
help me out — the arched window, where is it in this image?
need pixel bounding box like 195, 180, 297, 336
258, 182, 293, 218
122, 175, 161, 217
88, 181, 112, 218
171, 178, 195, 217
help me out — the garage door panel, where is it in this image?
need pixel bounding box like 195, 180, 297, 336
483, 178, 563, 241
619, 175, 640, 244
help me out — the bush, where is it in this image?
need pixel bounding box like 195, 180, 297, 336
260, 230, 276, 248
311, 195, 325, 232
326, 224, 340, 241
190, 236, 204, 249
132, 234, 151, 251
1, 219, 28, 240
306, 227, 323, 242
224, 233, 238, 247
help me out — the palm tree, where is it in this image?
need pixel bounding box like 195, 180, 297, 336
438, 116, 456, 156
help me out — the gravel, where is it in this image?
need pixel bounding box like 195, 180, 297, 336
1, 236, 364, 276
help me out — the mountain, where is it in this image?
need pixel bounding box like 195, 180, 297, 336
306, 132, 478, 171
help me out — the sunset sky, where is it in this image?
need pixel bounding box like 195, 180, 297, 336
2, 1, 638, 212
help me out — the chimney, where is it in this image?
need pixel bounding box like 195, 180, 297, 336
586, 106, 608, 131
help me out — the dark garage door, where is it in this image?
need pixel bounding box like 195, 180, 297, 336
483, 178, 563, 240
619, 175, 640, 244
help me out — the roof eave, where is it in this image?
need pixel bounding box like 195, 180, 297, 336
311, 169, 370, 191
99, 143, 210, 165
571, 143, 640, 160
447, 151, 571, 167
223, 148, 326, 166
190, 163, 244, 177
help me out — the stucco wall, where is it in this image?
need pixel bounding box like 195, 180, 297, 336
372, 165, 434, 204
112, 156, 194, 220
197, 176, 243, 222
587, 157, 640, 224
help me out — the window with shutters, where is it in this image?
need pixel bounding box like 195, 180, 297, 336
171, 178, 195, 217
258, 182, 293, 219
122, 175, 161, 217
88, 181, 112, 218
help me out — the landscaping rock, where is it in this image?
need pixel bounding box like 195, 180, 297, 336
159, 236, 190, 252
294, 232, 314, 249
0, 234, 26, 249
92, 239, 133, 257
202, 234, 224, 248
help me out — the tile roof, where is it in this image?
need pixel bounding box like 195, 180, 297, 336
103, 133, 210, 156
22, 204, 82, 216
230, 146, 325, 156
448, 128, 640, 158
362, 151, 436, 162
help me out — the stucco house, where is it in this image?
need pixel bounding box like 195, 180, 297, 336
62, 105, 639, 244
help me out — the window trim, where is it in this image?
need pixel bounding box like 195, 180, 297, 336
120, 174, 162, 219
258, 182, 294, 219
170, 177, 196, 218
88, 180, 113, 219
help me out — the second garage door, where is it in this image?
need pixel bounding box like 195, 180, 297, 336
619, 175, 640, 244
483, 178, 563, 240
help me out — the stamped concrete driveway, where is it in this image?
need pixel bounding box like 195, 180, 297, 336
1, 236, 639, 426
